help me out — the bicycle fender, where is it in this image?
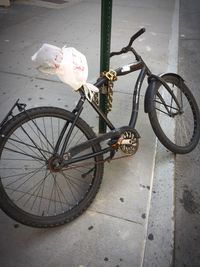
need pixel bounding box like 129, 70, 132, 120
158, 72, 184, 81
144, 73, 185, 113
144, 77, 157, 113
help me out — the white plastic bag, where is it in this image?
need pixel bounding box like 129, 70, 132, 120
57, 47, 88, 90
31, 43, 63, 74
31, 44, 99, 101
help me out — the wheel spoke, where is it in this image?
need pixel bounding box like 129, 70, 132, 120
66, 128, 85, 151
20, 124, 48, 160
8, 136, 50, 161
151, 76, 199, 152
61, 172, 79, 203
1, 166, 44, 180
7, 165, 45, 195
0, 108, 102, 227
50, 172, 72, 206
3, 146, 45, 162
51, 173, 64, 213
26, 116, 55, 151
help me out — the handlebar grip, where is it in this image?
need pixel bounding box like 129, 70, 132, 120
110, 51, 122, 57
110, 28, 146, 58
128, 28, 146, 47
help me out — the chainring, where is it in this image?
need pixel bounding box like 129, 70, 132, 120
118, 130, 139, 155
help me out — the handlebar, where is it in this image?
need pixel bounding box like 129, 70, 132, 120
127, 28, 146, 47
110, 28, 146, 58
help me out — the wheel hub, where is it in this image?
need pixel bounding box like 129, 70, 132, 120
47, 156, 62, 172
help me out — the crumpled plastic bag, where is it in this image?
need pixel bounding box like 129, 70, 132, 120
31, 43, 63, 74
31, 44, 99, 101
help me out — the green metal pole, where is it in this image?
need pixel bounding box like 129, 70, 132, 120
99, 0, 112, 133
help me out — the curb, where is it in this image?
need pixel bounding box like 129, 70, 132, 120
142, 0, 179, 266
142, 143, 175, 267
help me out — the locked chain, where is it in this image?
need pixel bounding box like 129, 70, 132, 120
106, 81, 113, 112
94, 70, 117, 113
103, 69, 117, 82
93, 91, 99, 106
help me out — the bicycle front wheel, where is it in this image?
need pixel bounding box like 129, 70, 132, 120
148, 74, 200, 154
0, 107, 103, 227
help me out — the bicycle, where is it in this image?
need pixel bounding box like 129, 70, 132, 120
0, 28, 200, 228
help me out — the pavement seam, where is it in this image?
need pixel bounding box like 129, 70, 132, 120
89, 209, 143, 226
140, 137, 158, 267
15, 0, 82, 10
180, 37, 200, 40
0, 69, 146, 96
0, 69, 61, 84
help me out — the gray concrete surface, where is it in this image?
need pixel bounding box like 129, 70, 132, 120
0, 1, 178, 266
174, 0, 200, 266
143, 1, 179, 266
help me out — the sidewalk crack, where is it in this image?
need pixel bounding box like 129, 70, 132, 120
89, 209, 143, 225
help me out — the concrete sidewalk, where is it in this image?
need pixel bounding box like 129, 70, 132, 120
0, 1, 177, 266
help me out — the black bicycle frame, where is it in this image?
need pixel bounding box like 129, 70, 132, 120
0, 28, 185, 167
53, 57, 152, 165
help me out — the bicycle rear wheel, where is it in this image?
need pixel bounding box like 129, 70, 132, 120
148, 74, 200, 154
0, 107, 103, 227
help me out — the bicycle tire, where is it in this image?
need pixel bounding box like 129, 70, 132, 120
0, 107, 104, 227
148, 74, 200, 154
